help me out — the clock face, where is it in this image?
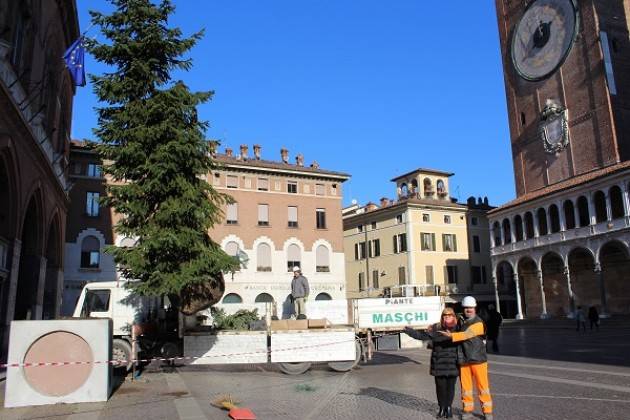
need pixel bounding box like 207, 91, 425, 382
511, 0, 578, 81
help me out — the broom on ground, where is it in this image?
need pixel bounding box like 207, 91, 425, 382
211, 395, 256, 420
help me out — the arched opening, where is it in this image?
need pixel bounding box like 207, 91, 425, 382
549, 204, 560, 233
524, 212, 535, 239
492, 222, 501, 246
315, 245, 330, 272
609, 186, 624, 219
315, 293, 332, 301
254, 293, 274, 303
568, 248, 596, 311
410, 179, 418, 194
225, 241, 239, 257
502, 219, 511, 244
400, 183, 408, 196
563, 200, 576, 229
517, 257, 539, 318
287, 244, 301, 272
436, 179, 446, 196
537, 208, 548, 235
256, 243, 271, 272
593, 190, 607, 223
15, 197, 43, 320
541, 252, 568, 317
43, 217, 62, 319
514, 215, 523, 241
599, 241, 630, 314
577, 196, 590, 227
423, 178, 433, 195
495, 261, 516, 318
222, 293, 243, 304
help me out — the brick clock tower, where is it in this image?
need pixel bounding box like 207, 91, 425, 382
495, 0, 630, 196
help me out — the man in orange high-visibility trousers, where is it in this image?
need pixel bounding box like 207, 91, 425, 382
441, 296, 493, 420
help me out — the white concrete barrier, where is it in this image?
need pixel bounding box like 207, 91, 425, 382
4, 319, 112, 408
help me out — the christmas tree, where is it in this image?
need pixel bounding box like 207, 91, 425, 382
89, 0, 238, 313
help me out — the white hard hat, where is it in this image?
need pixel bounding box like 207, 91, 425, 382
462, 296, 477, 308
292, 266, 301, 272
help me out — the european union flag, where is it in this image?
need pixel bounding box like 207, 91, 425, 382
63, 37, 86, 87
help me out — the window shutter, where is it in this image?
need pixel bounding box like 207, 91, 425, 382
288, 206, 298, 222
393, 236, 398, 253
227, 203, 238, 221
257, 243, 271, 268
354, 243, 359, 260
287, 244, 301, 261
316, 245, 329, 267
258, 204, 269, 222
225, 241, 239, 256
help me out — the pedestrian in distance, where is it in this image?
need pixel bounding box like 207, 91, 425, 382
588, 306, 600, 331
290, 266, 309, 319
404, 307, 460, 418
485, 304, 503, 353
440, 296, 494, 420
575, 306, 587, 332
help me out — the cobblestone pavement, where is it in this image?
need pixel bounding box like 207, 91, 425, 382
1, 319, 630, 419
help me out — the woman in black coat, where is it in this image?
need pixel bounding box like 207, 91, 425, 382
404, 307, 459, 418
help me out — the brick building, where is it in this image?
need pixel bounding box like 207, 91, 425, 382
0, 1, 79, 360
490, 0, 630, 318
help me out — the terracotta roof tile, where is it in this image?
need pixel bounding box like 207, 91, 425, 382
213, 154, 350, 179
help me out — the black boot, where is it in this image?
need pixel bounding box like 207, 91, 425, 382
444, 406, 453, 418
437, 406, 445, 418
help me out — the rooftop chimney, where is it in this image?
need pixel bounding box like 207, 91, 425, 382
253, 144, 261, 160
296, 153, 304, 167
240, 144, 248, 160
380, 197, 390, 207
281, 148, 289, 164
310, 161, 320, 169
365, 202, 378, 211
225, 147, 233, 158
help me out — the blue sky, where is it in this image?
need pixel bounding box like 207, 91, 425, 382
72, 0, 515, 207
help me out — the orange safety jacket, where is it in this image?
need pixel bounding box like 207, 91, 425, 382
451, 315, 487, 364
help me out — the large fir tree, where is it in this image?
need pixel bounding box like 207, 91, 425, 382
89, 0, 238, 313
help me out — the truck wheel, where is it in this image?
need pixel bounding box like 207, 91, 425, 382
278, 362, 312, 375
113, 338, 133, 371
328, 339, 362, 372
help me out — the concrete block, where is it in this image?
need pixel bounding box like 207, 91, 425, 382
4, 319, 112, 408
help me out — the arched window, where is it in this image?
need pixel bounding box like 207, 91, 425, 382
537, 208, 548, 235
563, 200, 576, 229
256, 243, 271, 272
225, 241, 239, 256
80, 235, 100, 268
593, 190, 607, 223
255, 293, 274, 303
610, 186, 624, 219
400, 183, 408, 196
315, 293, 332, 301
514, 215, 524, 241
119, 237, 136, 247
577, 196, 590, 227
287, 244, 301, 272
436, 180, 446, 195
410, 179, 418, 194
549, 204, 560, 233
502, 219, 511, 244
423, 178, 433, 195
222, 293, 243, 304
524, 212, 535, 239
492, 222, 501, 246
316, 245, 330, 272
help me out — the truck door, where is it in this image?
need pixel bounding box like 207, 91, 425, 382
80, 289, 112, 319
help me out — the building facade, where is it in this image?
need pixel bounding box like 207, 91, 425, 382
343, 169, 494, 306
0, 1, 79, 360
62, 141, 119, 315
210, 145, 349, 316
490, 0, 630, 318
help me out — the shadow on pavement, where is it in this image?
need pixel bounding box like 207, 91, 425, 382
348, 387, 447, 415
369, 351, 423, 366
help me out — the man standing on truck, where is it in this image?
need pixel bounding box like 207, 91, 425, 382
291, 266, 309, 318
440, 296, 493, 420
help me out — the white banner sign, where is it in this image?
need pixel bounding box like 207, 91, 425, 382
356, 296, 443, 329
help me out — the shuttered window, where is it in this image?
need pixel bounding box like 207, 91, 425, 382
226, 203, 238, 224
316, 245, 330, 272
287, 244, 301, 271
258, 204, 269, 226
288, 206, 298, 227
257, 243, 271, 271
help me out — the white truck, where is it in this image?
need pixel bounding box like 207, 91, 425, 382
73, 282, 445, 374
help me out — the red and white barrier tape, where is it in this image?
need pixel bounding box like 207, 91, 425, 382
0, 337, 360, 369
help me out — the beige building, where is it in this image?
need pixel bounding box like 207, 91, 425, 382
343, 168, 493, 306
209, 145, 350, 315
